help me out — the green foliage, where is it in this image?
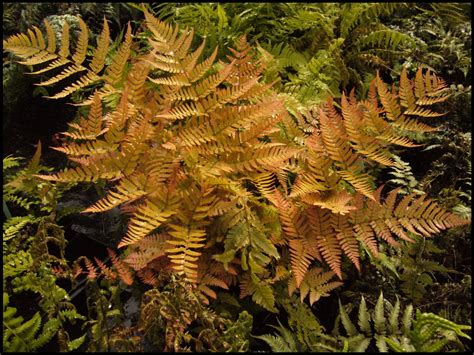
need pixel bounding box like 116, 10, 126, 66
359, 232, 465, 306
390, 4, 471, 82
147, 3, 426, 108
334, 292, 471, 352
258, 292, 471, 352
274, 3, 418, 103
3, 3, 54, 33
387, 310, 471, 352
2, 214, 85, 351
151, 3, 287, 56
3, 144, 73, 214
3, 292, 61, 352
433, 275, 472, 326
83, 278, 129, 352
3, 215, 40, 242
397, 238, 450, 303
3, 156, 23, 171
2, 3, 128, 35
388, 156, 425, 196
3, 153, 86, 352
214, 207, 279, 313
282, 295, 332, 350
255, 321, 301, 352
76, 272, 254, 352
419, 129, 471, 203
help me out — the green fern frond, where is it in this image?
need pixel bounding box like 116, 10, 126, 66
3, 293, 59, 352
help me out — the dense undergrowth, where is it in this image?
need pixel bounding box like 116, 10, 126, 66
2, 3, 472, 352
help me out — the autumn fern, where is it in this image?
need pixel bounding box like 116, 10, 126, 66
3, 11, 470, 312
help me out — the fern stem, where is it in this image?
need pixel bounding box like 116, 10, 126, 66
3, 318, 31, 350
3, 199, 12, 219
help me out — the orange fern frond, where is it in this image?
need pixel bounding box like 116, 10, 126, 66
124, 234, 169, 270
108, 248, 134, 285
288, 267, 343, 305
94, 257, 117, 281
137, 268, 159, 287
63, 92, 107, 140
166, 185, 216, 282
300, 190, 357, 215
306, 206, 342, 279
83, 257, 98, 279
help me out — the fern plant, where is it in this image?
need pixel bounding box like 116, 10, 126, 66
137, 275, 253, 352
334, 292, 472, 352
257, 292, 471, 352
3, 142, 65, 214
397, 237, 450, 303
3, 292, 61, 352
3, 153, 86, 352
4, 11, 295, 310
244, 3, 422, 106
3, 10, 470, 314
387, 155, 425, 196
81, 276, 129, 352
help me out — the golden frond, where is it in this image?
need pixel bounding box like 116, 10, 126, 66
196, 257, 233, 302
72, 17, 89, 65
334, 214, 361, 271
103, 23, 132, 85
351, 188, 470, 249
83, 257, 98, 279
44, 19, 56, 53
187, 46, 219, 83
392, 115, 438, 133
136, 268, 159, 286
166, 185, 216, 283
59, 21, 70, 58
253, 172, 277, 200
354, 223, 379, 256
48, 71, 101, 99
51, 139, 117, 156
289, 173, 329, 198
143, 7, 185, 55
399, 67, 417, 110
83, 175, 148, 213
35, 64, 87, 86
376, 131, 421, 148
119, 199, 176, 248
300, 190, 357, 215
318, 108, 375, 199
376, 72, 402, 121
90, 17, 110, 74
34, 155, 123, 182
63, 92, 107, 140
226, 145, 300, 173
6, 10, 467, 309
5, 17, 128, 99
272, 190, 322, 286
288, 238, 314, 287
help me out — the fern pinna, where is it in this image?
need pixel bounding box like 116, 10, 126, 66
3, 10, 469, 311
